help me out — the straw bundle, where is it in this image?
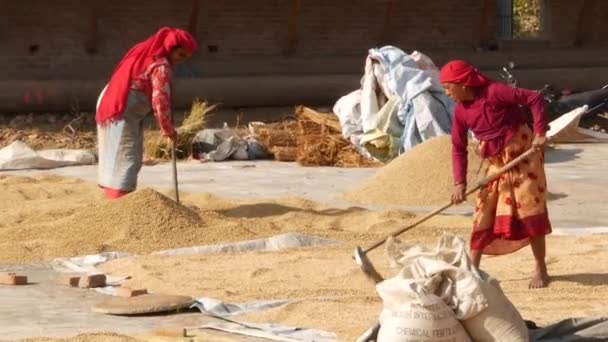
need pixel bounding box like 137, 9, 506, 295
144, 100, 216, 159
255, 121, 299, 150
296, 134, 348, 166
271, 146, 298, 161
294, 106, 381, 168
335, 146, 383, 168
295, 106, 342, 133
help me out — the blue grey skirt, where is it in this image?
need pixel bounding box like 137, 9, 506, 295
97, 88, 151, 191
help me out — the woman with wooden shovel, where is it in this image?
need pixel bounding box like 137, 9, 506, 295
95, 27, 197, 200
441, 60, 552, 289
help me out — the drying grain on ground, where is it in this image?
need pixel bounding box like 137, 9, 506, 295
101, 233, 608, 341
2, 174, 605, 341
344, 135, 484, 206
101, 245, 388, 340
10, 333, 141, 342
0, 175, 469, 263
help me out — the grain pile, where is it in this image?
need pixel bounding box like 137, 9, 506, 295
344, 135, 484, 206
295, 106, 380, 167
1, 188, 208, 261
0, 175, 470, 262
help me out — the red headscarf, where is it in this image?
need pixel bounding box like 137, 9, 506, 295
96, 27, 198, 125
439, 60, 490, 87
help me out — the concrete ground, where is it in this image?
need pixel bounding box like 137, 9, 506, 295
5, 142, 608, 231
0, 265, 268, 341
1, 142, 607, 340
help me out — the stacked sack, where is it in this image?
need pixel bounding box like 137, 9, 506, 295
372, 235, 529, 342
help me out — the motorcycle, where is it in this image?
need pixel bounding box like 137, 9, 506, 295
500, 62, 608, 125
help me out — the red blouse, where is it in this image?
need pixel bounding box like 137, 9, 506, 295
130, 57, 174, 137
452, 82, 548, 185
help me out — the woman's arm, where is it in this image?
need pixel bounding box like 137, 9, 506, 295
451, 107, 469, 204
492, 82, 548, 137
452, 107, 468, 186
150, 64, 175, 138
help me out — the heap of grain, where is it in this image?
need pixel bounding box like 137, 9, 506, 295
3, 188, 212, 260
344, 135, 483, 206
0, 175, 473, 262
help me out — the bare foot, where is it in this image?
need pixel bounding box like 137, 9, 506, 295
529, 267, 549, 289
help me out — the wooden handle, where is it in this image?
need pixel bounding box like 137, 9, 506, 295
171, 140, 180, 203
361, 147, 539, 255
169, 108, 180, 203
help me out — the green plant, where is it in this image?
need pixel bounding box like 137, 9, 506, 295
513, 0, 542, 38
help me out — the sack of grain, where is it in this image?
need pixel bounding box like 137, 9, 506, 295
376, 272, 472, 342
385, 235, 529, 342
461, 272, 529, 342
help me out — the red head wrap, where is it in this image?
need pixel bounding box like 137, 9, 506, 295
439, 60, 490, 87
96, 27, 198, 124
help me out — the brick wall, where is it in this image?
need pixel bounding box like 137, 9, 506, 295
0, 0, 490, 80
0, 0, 605, 81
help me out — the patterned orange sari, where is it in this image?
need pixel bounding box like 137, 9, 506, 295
472, 125, 552, 255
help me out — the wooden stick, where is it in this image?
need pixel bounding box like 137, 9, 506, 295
171, 140, 180, 203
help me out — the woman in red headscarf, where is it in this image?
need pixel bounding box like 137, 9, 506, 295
95, 27, 197, 200
440, 60, 551, 289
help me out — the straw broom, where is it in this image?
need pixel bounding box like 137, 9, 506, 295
144, 100, 216, 160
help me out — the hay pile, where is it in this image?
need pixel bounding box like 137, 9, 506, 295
144, 100, 215, 159
295, 106, 380, 167
252, 120, 299, 161
249, 106, 378, 166
344, 135, 484, 206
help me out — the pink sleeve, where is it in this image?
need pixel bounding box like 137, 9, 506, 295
492, 82, 548, 136
452, 106, 468, 185
150, 64, 174, 137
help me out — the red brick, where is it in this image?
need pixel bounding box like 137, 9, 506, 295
0, 273, 28, 285
116, 287, 148, 297
57, 274, 83, 287
78, 274, 106, 288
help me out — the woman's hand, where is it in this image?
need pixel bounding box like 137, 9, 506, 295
165, 129, 177, 142
532, 135, 547, 150
451, 183, 466, 204
142, 155, 159, 166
